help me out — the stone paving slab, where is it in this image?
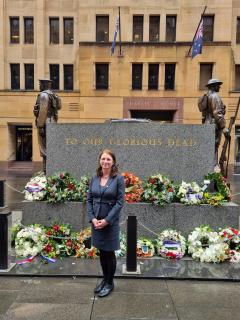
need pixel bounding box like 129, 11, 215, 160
92, 291, 178, 320
2, 303, 92, 320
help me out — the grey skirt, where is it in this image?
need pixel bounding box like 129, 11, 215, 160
91, 223, 120, 251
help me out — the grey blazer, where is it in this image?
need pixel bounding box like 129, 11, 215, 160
87, 174, 125, 226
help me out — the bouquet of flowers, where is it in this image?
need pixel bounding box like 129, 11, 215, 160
122, 172, 143, 203
156, 229, 186, 259
75, 245, 99, 259
188, 225, 228, 263
141, 174, 175, 206
24, 173, 47, 201
15, 225, 47, 257
176, 181, 203, 205
45, 172, 87, 203
137, 238, 155, 257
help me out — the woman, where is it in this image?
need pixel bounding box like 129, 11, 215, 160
87, 149, 125, 298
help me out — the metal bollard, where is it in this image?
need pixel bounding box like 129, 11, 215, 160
0, 211, 15, 271
122, 215, 141, 274
0, 180, 6, 208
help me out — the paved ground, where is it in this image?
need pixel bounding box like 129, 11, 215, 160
1, 166, 240, 319
1, 277, 240, 320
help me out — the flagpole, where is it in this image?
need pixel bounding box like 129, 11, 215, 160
118, 6, 122, 56
187, 5, 207, 57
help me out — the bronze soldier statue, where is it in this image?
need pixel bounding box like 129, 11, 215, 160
199, 78, 230, 171
33, 79, 61, 173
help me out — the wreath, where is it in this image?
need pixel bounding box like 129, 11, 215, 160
45, 172, 90, 203
219, 227, 240, 263
137, 238, 155, 257
202, 172, 231, 205
176, 181, 203, 205
141, 174, 175, 206
156, 229, 186, 259
122, 172, 143, 203
24, 173, 47, 201
188, 225, 229, 263
15, 225, 47, 257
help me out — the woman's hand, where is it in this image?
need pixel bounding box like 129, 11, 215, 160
95, 219, 108, 229
92, 218, 99, 228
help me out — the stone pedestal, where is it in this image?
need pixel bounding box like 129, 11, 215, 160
22, 201, 239, 237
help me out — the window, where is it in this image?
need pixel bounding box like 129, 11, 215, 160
199, 63, 213, 90
10, 64, 20, 90
133, 15, 143, 42
149, 15, 160, 42
95, 63, 109, 89
132, 63, 143, 90
96, 16, 109, 42
24, 64, 34, 90
10, 17, 19, 44
235, 65, 240, 91
64, 64, 73, 90
148, 64, 159, 90
165, 64, 175, 90
236, 18, 240, 44
24, 17, 34, 44
49, 18, 59, 44
203, 16, 214, 42
49, 64, 59, 90
166, 15, 176, 42
64, 17, 74, 44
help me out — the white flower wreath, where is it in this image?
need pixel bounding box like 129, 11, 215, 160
25, 174, 47, 201
15, 225, 47, 257
156, 229, 187, 259
188, 226, 229, 263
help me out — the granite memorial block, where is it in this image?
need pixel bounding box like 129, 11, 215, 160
22, 201, 239, 237
47, 123, 215, 182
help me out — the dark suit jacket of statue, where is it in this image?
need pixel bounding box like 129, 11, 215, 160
87, 174, 125, 251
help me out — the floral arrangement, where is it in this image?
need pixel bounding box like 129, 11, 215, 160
115, 232, 127, 257
122, 172, 143, 203
176, 181, 203, 205
188, 225, 229, 263
24, 173, 47, 201
156, 229, 186, 259
202, 172, 231, 206
219, 227, 240, 263
15, 225, 47, 257
45, 172, 89, 203
137, 238, 155, 258
141, 174, 175, 206
43, 223, 76, 258
75, 227, 99, 259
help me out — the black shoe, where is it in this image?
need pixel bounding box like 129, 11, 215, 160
97, 283, 114, 298
94, 279, 106, 294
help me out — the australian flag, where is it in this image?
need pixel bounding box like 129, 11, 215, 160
191, 19, 203, 58
111, 17, 119, 55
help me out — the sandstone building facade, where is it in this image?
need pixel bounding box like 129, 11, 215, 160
0, 0, 240, 173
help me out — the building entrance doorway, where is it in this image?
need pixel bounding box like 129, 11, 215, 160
16, 126, 32, 161
130, 110, 175, 122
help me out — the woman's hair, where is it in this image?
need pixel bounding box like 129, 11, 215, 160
96, 149, 119, 177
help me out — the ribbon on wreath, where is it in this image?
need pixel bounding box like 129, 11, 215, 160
40, 254, 56, 263
16, 255, 37, 265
